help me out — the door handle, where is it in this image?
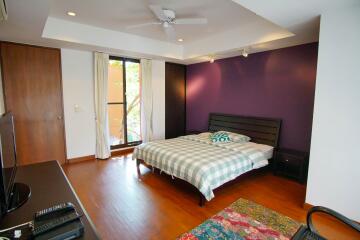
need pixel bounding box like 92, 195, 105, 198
57, 116, 63, 120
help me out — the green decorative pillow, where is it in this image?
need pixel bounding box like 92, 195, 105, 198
210, 132, 231, 143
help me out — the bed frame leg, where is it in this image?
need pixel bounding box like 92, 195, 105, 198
136, 159, 141, 178
199, 192, 206, 207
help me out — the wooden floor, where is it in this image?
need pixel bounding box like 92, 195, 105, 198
62, 154, 359, 240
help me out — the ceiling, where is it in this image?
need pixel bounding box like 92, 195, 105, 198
50, 0, 261, 43
0, 0, 358, 64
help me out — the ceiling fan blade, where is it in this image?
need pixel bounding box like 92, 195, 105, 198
164, 25, 177, 40
149, 5, 167, 21
173, 18, 208, 25
126, 22, 161, 29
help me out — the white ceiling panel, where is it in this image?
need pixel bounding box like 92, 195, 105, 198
0, 0, 357, 64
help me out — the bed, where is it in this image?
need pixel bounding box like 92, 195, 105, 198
133, 113, 281, 206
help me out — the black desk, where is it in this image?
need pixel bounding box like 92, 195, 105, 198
0, 161, 99, 239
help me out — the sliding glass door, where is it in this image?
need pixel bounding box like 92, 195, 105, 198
108, 56, 141, 149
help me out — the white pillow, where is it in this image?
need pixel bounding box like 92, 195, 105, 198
198, 132, 211, 137
217, 131, 251, 143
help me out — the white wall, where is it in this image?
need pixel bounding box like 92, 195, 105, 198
61, 49, 166, 159
61, 49, 96, 159
306, 5, 360, 221
151, 60, 165, 140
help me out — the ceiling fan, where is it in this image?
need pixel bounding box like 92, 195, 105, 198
127, 5, 208, 40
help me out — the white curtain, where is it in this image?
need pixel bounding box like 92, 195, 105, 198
94, 52, 111, 159
140, 59, 153, 143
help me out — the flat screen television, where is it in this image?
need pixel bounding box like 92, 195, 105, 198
0, 112, 17, 215
0, 112, 30, 218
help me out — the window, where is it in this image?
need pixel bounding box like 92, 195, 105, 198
108, 56, 141, 149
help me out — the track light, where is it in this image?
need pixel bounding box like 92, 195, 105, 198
242, 49, 248, 58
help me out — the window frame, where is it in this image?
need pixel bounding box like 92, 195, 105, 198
108, 56, 142, 150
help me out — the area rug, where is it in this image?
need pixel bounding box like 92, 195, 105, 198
178, 198, 301, 240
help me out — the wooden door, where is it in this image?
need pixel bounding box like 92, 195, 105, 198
0, 42, 66, 165
165, 62, 186, 139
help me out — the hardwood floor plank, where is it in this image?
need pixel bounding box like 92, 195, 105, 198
62, 154, 360, 240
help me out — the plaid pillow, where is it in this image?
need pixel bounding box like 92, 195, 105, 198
210, 132, 230, 143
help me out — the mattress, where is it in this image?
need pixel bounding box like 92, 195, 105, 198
133, 134, 269, 201
243, 142, 274, 160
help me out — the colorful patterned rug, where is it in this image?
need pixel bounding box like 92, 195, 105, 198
178, 198, 301, 240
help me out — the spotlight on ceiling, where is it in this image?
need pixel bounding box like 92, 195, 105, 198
242, 49, 248, 58
177, 38, 184, 42
209, 58, 215, 63
67, 11, 76, 17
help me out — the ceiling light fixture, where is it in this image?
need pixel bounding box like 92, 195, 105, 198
177, 38, 184, 42
209, 58, 215, 63
67, 11, 76, 17
242, 49, 248, 58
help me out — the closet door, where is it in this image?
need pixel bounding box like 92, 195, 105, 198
165, 62, 186, 139
0, 42, 66, 165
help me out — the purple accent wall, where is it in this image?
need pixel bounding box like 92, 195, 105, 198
186, 43, 318, 152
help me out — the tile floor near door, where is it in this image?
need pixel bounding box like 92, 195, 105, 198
62, 154, 359, 240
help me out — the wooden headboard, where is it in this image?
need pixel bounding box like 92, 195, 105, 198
208, 113, 281, 147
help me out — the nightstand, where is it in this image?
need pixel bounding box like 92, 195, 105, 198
274, 148, 309, 183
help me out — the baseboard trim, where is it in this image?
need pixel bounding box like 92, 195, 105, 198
66, 147, 134, 163
111, 147, 134, 157
303, 202, 314, 211
67, 155, 95, 163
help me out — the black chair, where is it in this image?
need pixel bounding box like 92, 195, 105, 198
291, 206, 360, 240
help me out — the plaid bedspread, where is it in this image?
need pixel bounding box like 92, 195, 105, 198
133, 134, 268, 201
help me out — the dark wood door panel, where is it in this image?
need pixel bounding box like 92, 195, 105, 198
165, 62, 186, 139
0, 42, 66, 165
